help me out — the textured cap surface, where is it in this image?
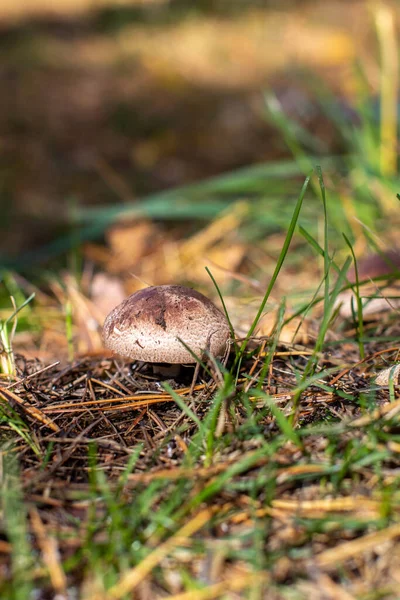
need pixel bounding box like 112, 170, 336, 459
102, 285, 230, 363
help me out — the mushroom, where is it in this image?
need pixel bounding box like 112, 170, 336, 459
102, 284, 231, 376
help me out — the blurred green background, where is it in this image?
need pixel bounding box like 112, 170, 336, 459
2, 0, 398, 271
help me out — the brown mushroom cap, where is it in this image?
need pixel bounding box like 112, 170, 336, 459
102, 285, 230, 364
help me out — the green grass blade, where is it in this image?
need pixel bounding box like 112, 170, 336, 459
250, 389, 303, 448
0, 452, 34, 600
343, 233, 365, 358
233, 172, 312, 373
163, 383, 205, 435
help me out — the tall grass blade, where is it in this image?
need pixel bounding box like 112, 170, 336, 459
233, 172, 312, 374
343, 233, 365, 358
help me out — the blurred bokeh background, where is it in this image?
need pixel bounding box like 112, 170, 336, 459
1, 0, 389, 256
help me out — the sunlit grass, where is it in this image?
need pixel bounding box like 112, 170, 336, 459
0, 292, 35, 377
